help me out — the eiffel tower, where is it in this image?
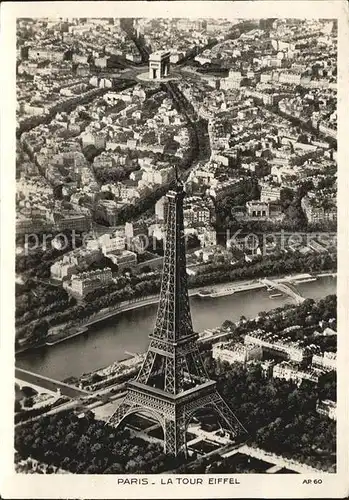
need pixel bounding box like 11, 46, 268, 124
108, 170, 247, 456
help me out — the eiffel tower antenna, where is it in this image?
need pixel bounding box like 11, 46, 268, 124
108, 182, 247, 456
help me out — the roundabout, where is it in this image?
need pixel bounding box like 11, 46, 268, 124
136, 70, 182, 83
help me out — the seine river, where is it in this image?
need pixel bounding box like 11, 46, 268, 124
16, 276, 336, 381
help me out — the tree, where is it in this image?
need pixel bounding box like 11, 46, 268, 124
125, 459, 139, 473
297, 133, 309, 144
23, 397, 34, 408
85, 464, 99, 474
249, 179, 261, 200
46, 465, 55, 474
280, 187, 294, 211
98, 190, 114, 201
222, 319, 235, 330
21, 386, 38, 398
61, 456, 72, 470
83, 144, 102, 163
284, 195, 308, 230
84, 410, 95, 422
30, 319, 49, 343
105, 462, 124, 474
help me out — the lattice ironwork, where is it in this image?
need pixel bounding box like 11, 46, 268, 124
108, 175, 247, 456
152, 182, 193, 343
136, 350, 157, 384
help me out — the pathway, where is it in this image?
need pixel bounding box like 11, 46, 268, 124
223, 444, 323, 474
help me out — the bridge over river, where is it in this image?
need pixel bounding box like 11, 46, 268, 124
259, 278, 305, 305
15, 367, 91, 399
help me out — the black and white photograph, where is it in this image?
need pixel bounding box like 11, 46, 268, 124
1, 1, 349, 499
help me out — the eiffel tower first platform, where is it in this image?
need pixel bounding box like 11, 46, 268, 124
108, 172, 247, 456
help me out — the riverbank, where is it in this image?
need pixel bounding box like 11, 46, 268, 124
45, 327, 89, 346
16, 271, 337, 356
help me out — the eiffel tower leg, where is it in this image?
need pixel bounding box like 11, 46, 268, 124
177, 410, 187, 458
164, 419, 177, 455
164, 411, 186, 457
211, 391, 248, 437
108, 398, 134, 428
107, 391, 169, 448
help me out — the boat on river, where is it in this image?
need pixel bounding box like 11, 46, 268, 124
197, 288, 235, 298
197, 282, 263, 298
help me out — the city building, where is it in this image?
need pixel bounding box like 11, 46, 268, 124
50, 248, 101, 280
197, 227, 217, 248
260, 185, 282, 202
95, 200, 120, 226
316, 399, 336, 420
244, 331, 309, 363
155, 196, 169, 222
212, 342, 263, 365
184, 204, 211, 225
50, 256, 78, 281
125, 221, 148, 241
53, 211, 92, 232
246, 200, 282, 219
301, 195, 337, 224
66, 268, 113, 298
16, 215, 50, 235
312, 351, 336, 371
99, 232, 126, 255
260, 360, 277, 378
140, 163, 174, 186
106, 249, 137, 270
272, 361, 325, 385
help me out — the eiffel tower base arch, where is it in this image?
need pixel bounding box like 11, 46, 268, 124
108, 381, 246, 457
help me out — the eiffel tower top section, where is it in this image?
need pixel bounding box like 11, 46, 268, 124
150, 168, 195, 344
